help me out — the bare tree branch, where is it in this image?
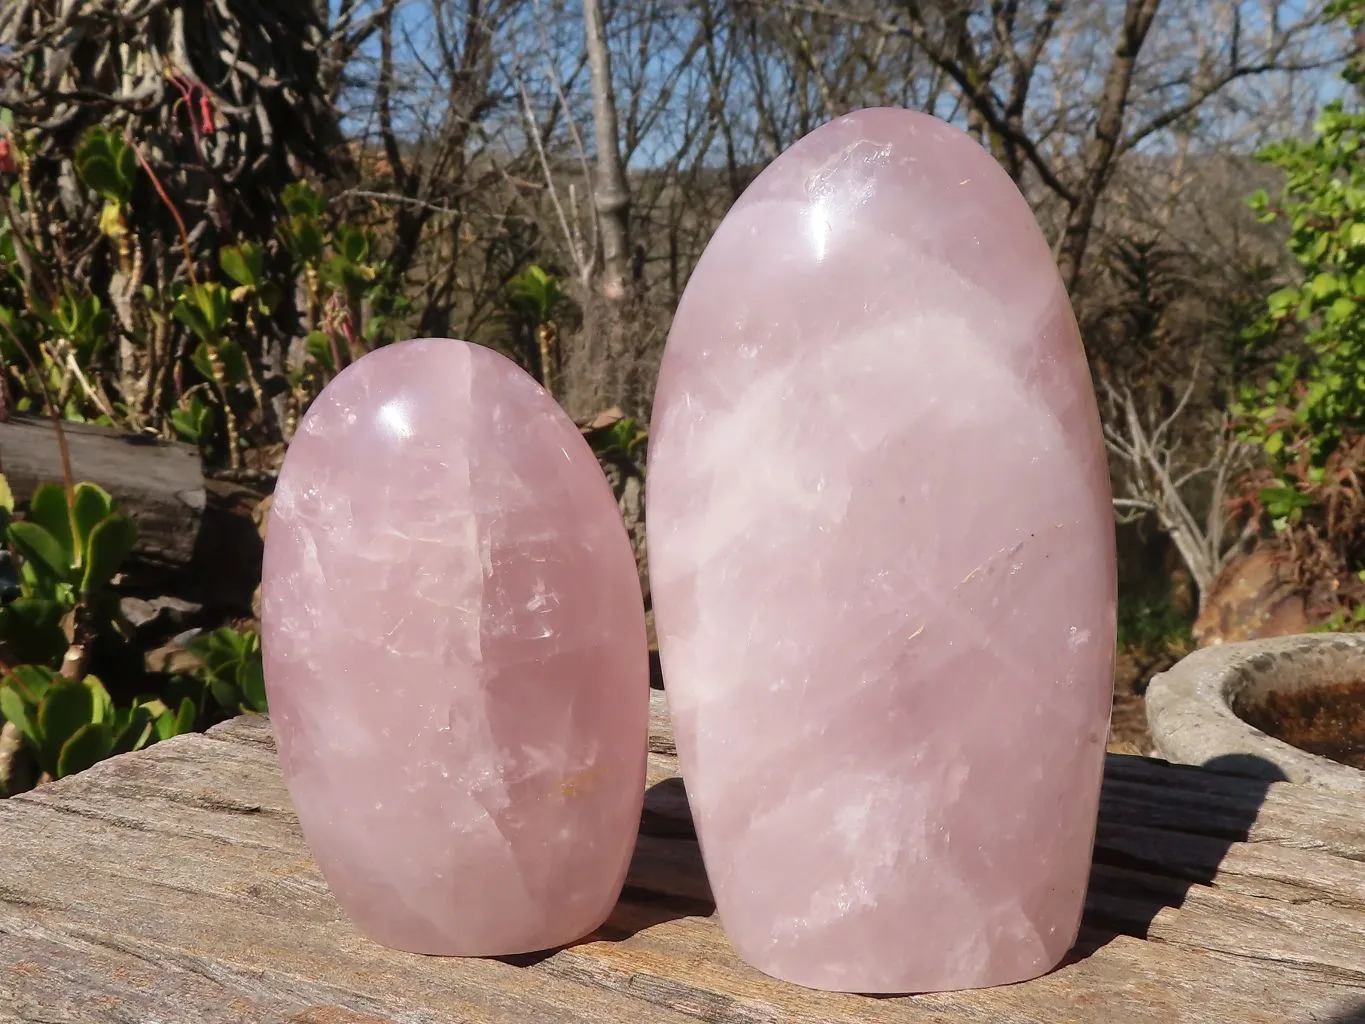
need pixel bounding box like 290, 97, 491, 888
1100, 361, 1256, 608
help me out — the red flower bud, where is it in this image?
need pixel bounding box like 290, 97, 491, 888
0, 137, 15, 175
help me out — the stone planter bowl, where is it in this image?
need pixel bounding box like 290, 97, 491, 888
1146, 632, 1365, 795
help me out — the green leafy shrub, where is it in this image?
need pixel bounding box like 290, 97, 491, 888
584, 413, 647, 466
169, 392, 216, 449
0, 474, 136, 669
507, 264, 566, 395
6, 481, 137, 601
0, 126, 405, 466
181, 626, 268, 715
0, 462, 269, 787
0, 469, 211, 784
1240, 98, 1365, 467
0, 666, 195, 780
1234, 0, 1365, 621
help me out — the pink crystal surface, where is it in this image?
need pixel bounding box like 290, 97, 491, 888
646, 108, 1117, 993
262, 338, 648, 956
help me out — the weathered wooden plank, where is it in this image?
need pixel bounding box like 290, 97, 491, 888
1096, 821, 1365, 907
649, 692, 675, 754
4, 701, 1365, 1023
0, 924, 456, 1024
0, 803, 702, 1024
0, 413, 205, 571
1099, 772, 1365, 862
1149, 884, 1365, 986
205, 712, 275, 747
3, 807, 1356, 1024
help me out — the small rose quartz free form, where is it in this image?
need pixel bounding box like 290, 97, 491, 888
262, 338, 648, 956
647, 108, 1117, 993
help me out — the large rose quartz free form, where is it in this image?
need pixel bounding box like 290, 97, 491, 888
647, 109, 1117, 993
262, 339, 648, 956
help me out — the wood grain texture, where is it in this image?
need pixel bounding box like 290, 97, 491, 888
0, 413, 205, 571
3, 690, 1364, 1023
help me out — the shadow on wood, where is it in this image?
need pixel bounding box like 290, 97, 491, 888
1079, 751, 1286, 957
599, 776, 715, 944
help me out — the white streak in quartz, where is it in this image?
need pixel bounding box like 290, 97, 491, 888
662, 292, 1064, 737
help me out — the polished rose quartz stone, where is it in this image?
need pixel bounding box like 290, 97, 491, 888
647, 108, 1117, 993
262, 338, 648, 956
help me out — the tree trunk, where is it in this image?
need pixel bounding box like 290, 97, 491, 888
1054, 0, 1163, 292
583, 0, 633, 303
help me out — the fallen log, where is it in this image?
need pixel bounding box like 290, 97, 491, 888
0, 414, 205, 573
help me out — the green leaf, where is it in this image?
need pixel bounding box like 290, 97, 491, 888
1327, 296, 1356, 324
208, 677, 241, 710
172, 696, 197, 735
1307, 272, 1341, 299
0, 684, 34, 743
74, 129, 135, 205
148, 693, 197, 742
116, 140, 136, 193
38, 680, 97, 751
8, 521, 73, 582
338, 225, 368, 263
173, 299, 212, 342
56, 722, 114, 778
282, 182, 325, 218
195, 284, 232, 335
305, 331, 336, 372
0, 473, 13, 514
98, 202, 125, 240
229, 629, 254, 657
27, 483, 73, 557
192, 340, 248, 386
191, 340, 216, 381
170, 400, 215, 445
71, 482, 114, 558
219, 243, 263, 288
168, 408, 194, 442
84, 675, 113, 725
239, 657, 267, 712
80, 514, 137, 594
77, 155, 122, 203
6, 664, 57, 703
1266, 287, 1300, 317
188, 630, 240, 679
152, 703, 178, 741
112, 706, 155, 754
282, 219, 324, 265
1259, 485, 1316, 517
216, 340, 248, 386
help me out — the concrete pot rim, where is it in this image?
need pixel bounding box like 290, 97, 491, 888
1145, 632, 1365, 795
